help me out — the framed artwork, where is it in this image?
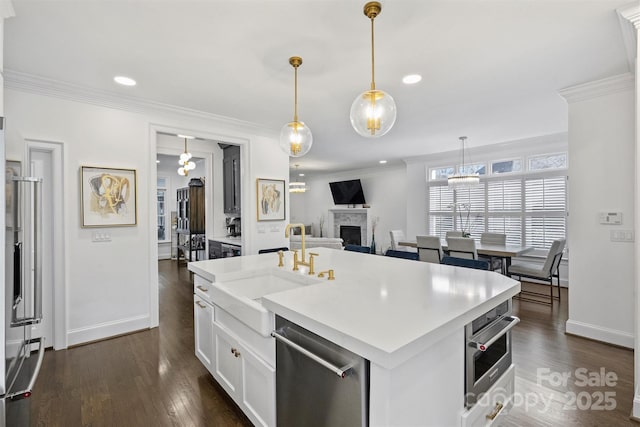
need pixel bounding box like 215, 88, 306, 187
81, 166, 137, 227
256, 178, 285, 221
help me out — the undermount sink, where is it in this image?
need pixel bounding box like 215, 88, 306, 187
210, 267, 321, 336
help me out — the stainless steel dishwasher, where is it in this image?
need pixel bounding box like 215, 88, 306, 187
272, 316, 369, 427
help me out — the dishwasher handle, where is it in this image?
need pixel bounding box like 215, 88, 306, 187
271, 329, 352, 378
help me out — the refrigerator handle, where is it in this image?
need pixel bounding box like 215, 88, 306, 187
6, 337, 46, 401
10, 177, 44, 327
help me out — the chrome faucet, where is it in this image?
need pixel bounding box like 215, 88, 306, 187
285, 223, 318, 274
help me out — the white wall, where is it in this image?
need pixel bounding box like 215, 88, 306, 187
5, 85, 289, 347
289, 165, 408, 253
561, 74, 635, 348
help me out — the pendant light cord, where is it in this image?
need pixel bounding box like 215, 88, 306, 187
294, 65, 299, 122
370, 16, 376, 91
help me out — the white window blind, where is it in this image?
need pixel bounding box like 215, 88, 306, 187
427, 174, 567, 250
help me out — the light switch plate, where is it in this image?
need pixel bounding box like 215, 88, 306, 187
610, 230, 634, 242
92, 231, 112, 242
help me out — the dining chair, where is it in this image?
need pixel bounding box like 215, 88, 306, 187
389, 230, 405, 250
344, 244, 372, 254
479, 232, 507, 273
446, 237, 477, 260
384, 249, 419, 261
508, 239, 565, 305
441, 256, 489, 270
445, 231, 464, 239
258, 247, 289, 254
416, 236, 442, 264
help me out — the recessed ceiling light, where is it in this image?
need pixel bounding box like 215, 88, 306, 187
379, 160, 387, 164
402, 74, 422, 85
177, 134, 195, 139
156, 159, 160, 164
299, 173, 305, 177
114, 76, 136, 86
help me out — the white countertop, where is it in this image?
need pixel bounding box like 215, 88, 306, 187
188, 248, 520, 369
209, 236, 243, 247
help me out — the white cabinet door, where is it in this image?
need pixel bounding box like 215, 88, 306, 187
213, 322, 243, 398
194, 295, 213, 371
239, 341, 276, 427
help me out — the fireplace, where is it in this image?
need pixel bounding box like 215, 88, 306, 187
340, 226, 362, 246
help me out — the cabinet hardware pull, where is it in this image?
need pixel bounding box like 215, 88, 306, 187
231, 347, 237, 354
486, 402, 504, 421
195, 301, 206, 309
196, 285, 208, 292
234, 351, 240, 358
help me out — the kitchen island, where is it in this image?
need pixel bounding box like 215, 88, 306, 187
188, 247, 520, 426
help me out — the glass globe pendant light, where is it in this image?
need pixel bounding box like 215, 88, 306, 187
280, 56, 313, 157
350, 1, 397, 138
177, 136, 196, 176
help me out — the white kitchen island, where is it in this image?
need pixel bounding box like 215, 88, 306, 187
188, 247, 521, 427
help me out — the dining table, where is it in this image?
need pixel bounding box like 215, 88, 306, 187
398, 239, 534, 274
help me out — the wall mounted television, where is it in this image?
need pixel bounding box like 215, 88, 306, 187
329, 179, 367, 205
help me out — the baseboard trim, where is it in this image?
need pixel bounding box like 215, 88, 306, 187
67, 314, 151, 347
565, 319, 633, 349
632, 389, 640, 420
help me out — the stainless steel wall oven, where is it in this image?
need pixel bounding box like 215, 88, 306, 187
465, 300, 519, 408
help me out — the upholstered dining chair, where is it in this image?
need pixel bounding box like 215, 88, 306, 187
508, 239, 565, 305
344, 244, 372, 254
479, 232, 507, 273
389, 230, 405, 250
441, 256, 489, 270
446, 237, 477, 260
445, 231, 464, 239
416, 236, 442, 264
384, 249, 419, 260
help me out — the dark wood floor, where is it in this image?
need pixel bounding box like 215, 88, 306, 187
30, 262, 636, 426
30, 260, 251, 427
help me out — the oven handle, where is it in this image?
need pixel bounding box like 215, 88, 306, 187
469, 316, 520, 352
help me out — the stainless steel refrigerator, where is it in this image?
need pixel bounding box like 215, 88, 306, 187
2, 118, 46, 426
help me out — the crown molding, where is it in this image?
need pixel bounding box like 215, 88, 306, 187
617, 2, 640, 72
558, 73, 634, 103
4, 69, 275, 135
0, 1, 15, 19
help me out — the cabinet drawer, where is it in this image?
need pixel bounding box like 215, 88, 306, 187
461, 364, 515, 427
214, 307, 275, 367
194, 275, 213, 303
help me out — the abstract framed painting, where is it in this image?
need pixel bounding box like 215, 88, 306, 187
80, 166, 137, 227
256, 178, 285, 221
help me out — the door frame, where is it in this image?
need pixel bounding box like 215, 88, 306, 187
148, 124, 249, 328
25, 139, 66, 350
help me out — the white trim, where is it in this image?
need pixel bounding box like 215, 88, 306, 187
4, 70, 275, 135
25, 139, 67, 350
633, 387, 640, 419
617, 2, 640, 72
67, 314, 150, 347
558, 73, 635, 103
0, 1, 15, 19
565, 319, 633, 349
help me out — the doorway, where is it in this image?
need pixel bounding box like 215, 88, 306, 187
26, 140, 64, 349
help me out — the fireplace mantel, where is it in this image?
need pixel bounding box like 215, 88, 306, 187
328, 208, 370, 246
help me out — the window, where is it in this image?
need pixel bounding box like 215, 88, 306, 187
427, 172, 567, 251
491, 159, 522, 175
528, 153, 567, 171
429, 166, 454, 181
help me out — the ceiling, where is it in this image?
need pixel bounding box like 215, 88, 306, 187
4, 0, 632, 174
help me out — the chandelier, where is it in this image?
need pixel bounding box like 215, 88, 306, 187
350, 1, 397, 138
177, 135, 196, 176
448, 136, 480, 188
289, 164, 307, 193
